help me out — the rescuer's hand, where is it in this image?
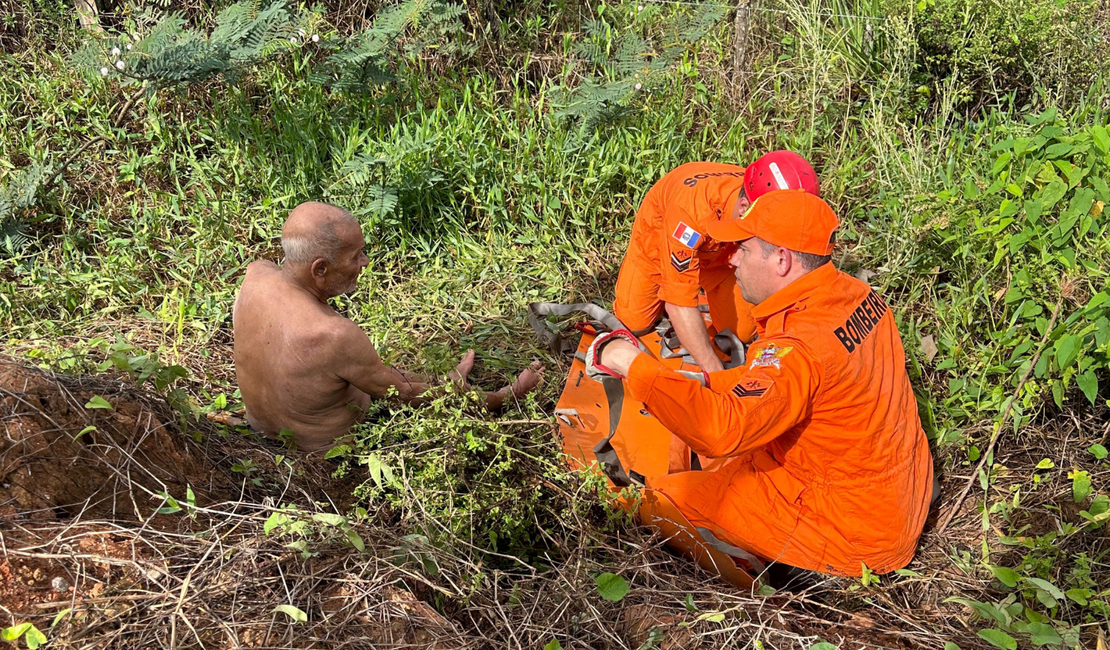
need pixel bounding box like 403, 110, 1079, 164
585, 329, 646, 380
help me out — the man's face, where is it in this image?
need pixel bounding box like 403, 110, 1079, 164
322, 222, 369, 298
728, 238, 777, 305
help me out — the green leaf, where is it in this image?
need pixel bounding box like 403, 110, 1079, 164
988, 565, 1020, 588
945, 597, 1009, 625
273, 604, 307, 623
23, 626, 45, 650
155, 493, 181, 515
346, 528, 365, 552
312, 513, 347, 527
1080, 494, 1110, 527
74, 425, 96, 440
323, 444, 351, 459
684, 593, 697, 612
894, 568, 922, 577
1092, 124, 1110, 154
1053, 334, 1081, 370
1035, 458, 1055, 470
1024, 577, 1065, 601
50, 608, 72, 628
361, 453, 394, 489
84, 395, 113, 410
1089, 444, 1108, 460
695, 611, 725, 623
944, 644, 962, 650
1, 623, 31, 642
1070, 469, 1092, 503
1040, 180, 1068, 210
991, 152, 1012, 175
263, 511, 285, 535
977, 628, 1017, 650
595, 573, 629, 602
1026, 623, 1062, 646
186, 485, 196, 508
1077, 371, 1099, 404
543, 640, 564, 650
1065, 588, 1090, 605
808, 643, 840, 650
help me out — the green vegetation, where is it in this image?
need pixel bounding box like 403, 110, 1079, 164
1, 0, 1108, 647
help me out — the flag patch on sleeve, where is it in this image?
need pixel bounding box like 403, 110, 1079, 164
731, 377, 773, 399
672, 222, 702, 248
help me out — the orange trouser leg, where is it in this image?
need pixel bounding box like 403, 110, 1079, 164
704, 278, 757, 344
613, 255, 665, 333
652, 461, 857, 575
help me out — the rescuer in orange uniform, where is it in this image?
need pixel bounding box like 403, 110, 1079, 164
588, 190, 934, 575
613, 152, 819, 372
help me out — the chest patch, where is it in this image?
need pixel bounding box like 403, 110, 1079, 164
731, 376, 773, 398
672, 222, 702, 248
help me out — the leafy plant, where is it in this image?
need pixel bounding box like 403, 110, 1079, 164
0, 623, 47, 650
595, 572, 630, 602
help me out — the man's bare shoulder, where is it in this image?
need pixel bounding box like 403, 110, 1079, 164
311, 314, 378, 365
245, 259, 279, 278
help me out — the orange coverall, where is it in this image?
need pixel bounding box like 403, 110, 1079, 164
614, 162, 755, 341
624, 263, 934, 575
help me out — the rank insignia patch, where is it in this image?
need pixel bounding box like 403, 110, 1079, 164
732, 377, 773, 399
670, 249, 693, 273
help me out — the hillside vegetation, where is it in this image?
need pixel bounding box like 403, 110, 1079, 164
1, 0, 1109, 648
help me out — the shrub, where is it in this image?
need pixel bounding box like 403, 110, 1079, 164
912, 0, 1105, 108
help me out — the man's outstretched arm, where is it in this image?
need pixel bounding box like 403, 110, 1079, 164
331, 321, 543, 409
665, 302, 724, 373
597, 337, 817, 458
331, 322, 463, 404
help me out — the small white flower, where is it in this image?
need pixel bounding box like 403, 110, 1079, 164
132, 33, 140, 41
111, 46, 121, 56
100, 67, 109, 76
866, 22, 873, 31
115, 60, 125, 70
289, 37, 298, 44
311, 34, 319, 42
298, 28, 305, 36
638, 4, 644, 10
634, 82, 642, 90
126, 43, 132, 51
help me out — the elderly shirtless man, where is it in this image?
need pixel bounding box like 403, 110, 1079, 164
233, 202, 544, 452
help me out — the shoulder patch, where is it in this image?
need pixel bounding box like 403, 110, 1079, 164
672, 222, 702, 248
749, 344, 793, 370
670, 249, 693, 273
731, 376, 773, 399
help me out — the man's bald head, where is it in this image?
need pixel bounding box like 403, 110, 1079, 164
281, 202, 361, 265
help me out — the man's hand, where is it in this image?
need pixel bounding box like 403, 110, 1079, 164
587, 329, 647, 380
665, 303, 725, 373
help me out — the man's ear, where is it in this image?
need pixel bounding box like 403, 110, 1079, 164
779, 248, 794, 277
310, 258, 329, 279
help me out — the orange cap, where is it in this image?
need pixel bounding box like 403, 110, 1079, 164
707, 189, 839, 255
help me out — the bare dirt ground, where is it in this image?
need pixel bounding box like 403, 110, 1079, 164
2, 355, 1107, 649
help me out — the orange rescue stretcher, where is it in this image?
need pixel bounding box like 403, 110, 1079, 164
529, 302, 764, 589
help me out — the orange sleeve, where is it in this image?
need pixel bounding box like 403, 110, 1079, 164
655, 199, 704, 308
625, 339, 820, 458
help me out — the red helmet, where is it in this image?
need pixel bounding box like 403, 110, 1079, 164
743, 150, 820, 200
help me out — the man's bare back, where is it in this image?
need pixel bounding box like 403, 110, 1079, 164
232, 202, 544, 452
